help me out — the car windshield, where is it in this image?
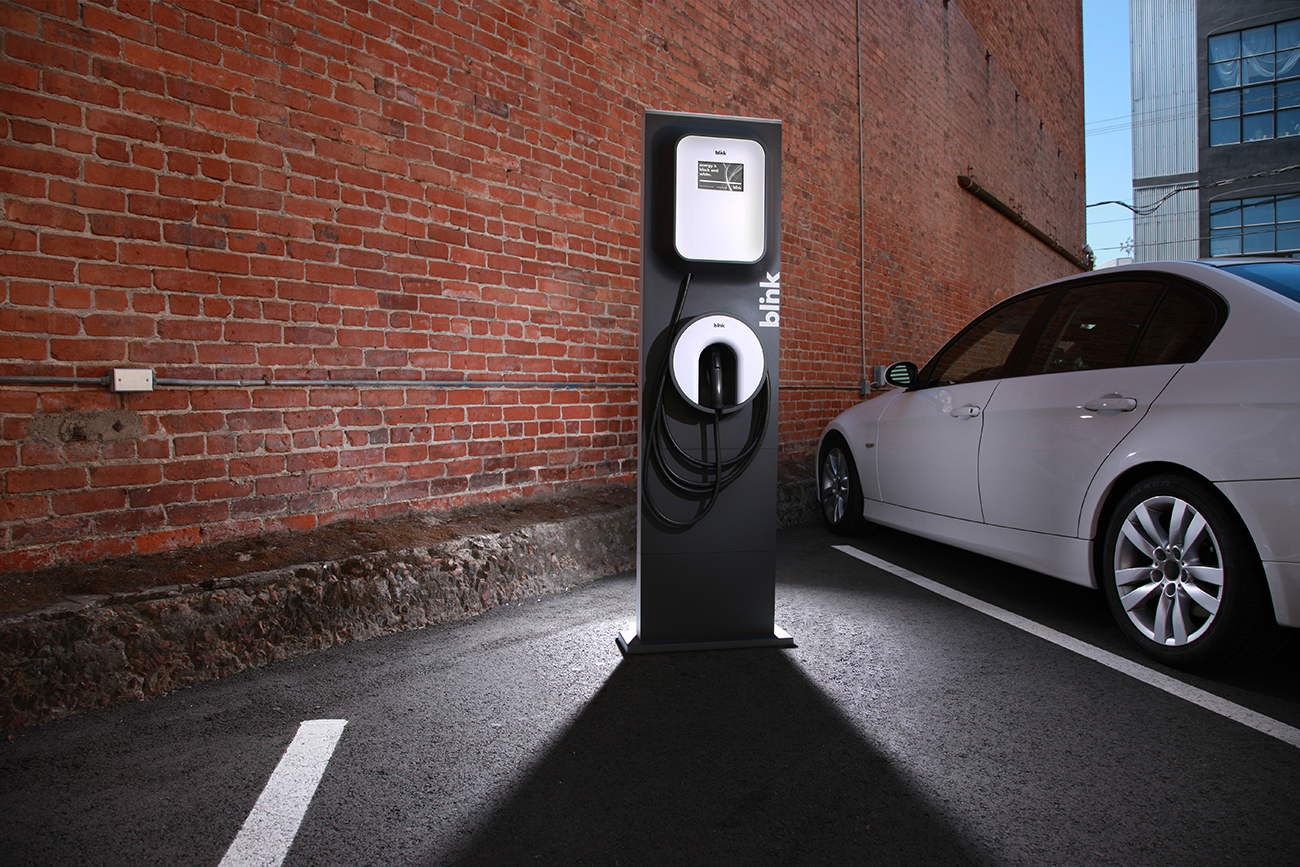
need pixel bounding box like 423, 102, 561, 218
1217, 261, 1300, 305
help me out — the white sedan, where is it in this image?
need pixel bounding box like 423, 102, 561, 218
818, 259, 1300, 667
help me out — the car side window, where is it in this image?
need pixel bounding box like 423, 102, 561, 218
923, 292, 1047, 387
1130, 284, 1221, 365
1023, 282, 1163, 375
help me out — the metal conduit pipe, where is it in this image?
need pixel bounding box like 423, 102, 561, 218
0, 374, 870, 392
957, 175, 1090, 270
0, 375, 636, 390
154, 379, 638, 389
780, 383, 864, 390
0, 376, 109, 386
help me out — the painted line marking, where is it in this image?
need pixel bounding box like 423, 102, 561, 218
218, 719, 348, 867
836, 544, 1300, 750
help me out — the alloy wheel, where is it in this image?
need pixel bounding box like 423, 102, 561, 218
820, 447, 851, 525
1112, 494, 1225, 647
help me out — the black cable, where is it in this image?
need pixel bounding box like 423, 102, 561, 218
642, 273, 770, 530
1086, 165, 1300, 215
654, 371, 768, 489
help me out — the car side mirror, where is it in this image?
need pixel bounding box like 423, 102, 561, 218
883, 361, 918, 388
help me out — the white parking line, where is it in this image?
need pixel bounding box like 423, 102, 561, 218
218, 719, 348, 867
836, 545, 1300, 750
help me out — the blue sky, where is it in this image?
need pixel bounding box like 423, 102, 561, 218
1083, 0, 1135, 264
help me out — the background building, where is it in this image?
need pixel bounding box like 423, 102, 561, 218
1131, 0, 1300, 260
0, 0, 1085, 571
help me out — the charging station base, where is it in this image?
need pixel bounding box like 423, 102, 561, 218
615, 626, 795, 656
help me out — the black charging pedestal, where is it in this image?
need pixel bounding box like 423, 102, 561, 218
618, 110, 793, 654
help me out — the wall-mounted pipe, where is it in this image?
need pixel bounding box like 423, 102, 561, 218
0, 376, 108, 387
780, 383, 865, 391
0, 375, 871, 392
0, 376, 884, 401
0, 375, 637, 390
154, 378, 638, 390
957, 175, 1090, 270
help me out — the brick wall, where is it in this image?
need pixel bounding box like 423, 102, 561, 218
0, 0, 1085, 570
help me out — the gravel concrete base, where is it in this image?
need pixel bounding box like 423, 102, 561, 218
1, 460, 818, 728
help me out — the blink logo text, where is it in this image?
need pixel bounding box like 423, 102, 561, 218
758, 272, 780, 328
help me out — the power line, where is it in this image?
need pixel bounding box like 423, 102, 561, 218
1088, 214, 1136, 227
1088, 85, 1300, 139
1086, 163, 1300, 214
1089, 185, 1192, 216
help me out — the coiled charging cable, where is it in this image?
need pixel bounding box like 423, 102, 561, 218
642, 273, 770, 529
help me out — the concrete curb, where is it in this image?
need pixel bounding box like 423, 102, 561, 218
2, 460, 818, 728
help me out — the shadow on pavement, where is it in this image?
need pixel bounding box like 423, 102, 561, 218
435, 647, 987, 867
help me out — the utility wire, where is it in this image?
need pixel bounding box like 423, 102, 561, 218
1087, 163, 1300, 215
1088, 185, 1192, 216
1087, 83, 1300, 138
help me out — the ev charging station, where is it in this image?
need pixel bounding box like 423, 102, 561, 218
617, 110, 793, 654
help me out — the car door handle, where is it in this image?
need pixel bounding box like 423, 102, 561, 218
1083, 395, 1138, 412
949, 405, 982, 419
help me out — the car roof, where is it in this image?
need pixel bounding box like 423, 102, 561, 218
966, 259, 1300, 366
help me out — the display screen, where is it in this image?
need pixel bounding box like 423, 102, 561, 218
697, 160, 744, 192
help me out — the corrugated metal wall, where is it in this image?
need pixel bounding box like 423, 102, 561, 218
1131, 0, 1200, 261
1134, 185, 1200, 259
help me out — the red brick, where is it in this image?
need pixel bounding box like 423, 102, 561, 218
7, 467, 88, 494
161, 459, 225, 482
84, 161, 155, 192
0, 144, 79, 179
72, 7, 136, 41
81, 314, 155, 338
40, 234, 116, 263
0, 226, 37, 253
164, 129, 228, 161
0, 0, 1083, 569
135, 526, 203, 554
167, 501, 230, 526
164, 75, 232, 111
94, 56, 163, 93
96, 137, 130, 162
10, 119, 52, 146
163, 223, 227, 249
88, 214, 161, 241
44, 71, 120, 109
10, 514, 93, 548
0, 495, 47, 523
48, 181, 127, 213
79, 264, 152, 288
5, 201, 84, 232
52, 488, 128, 516
2, 88, 79, 126
5, 33, 88, 74
0, 309, 81, 336
85, 110, 158, 145
89, 464, 163, 488
187, 249, 248, 274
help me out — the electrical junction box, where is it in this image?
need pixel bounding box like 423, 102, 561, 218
110, 368, 154, 392
674, 135, 767, 263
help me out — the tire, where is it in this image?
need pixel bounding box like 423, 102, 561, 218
1101, 472, 1277, 668
818, 433, 869, 536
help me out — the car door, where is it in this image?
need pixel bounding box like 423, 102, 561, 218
977, 279, 1224, 537
876, 291, 1048, 521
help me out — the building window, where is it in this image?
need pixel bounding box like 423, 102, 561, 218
1209, 193, 1300, 256
1209, 19, 1300, 146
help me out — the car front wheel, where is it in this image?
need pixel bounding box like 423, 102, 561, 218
818, 434, 869, 536
1101, 472, 1276, 668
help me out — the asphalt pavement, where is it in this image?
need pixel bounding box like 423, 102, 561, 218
3, 522, 1299, 866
